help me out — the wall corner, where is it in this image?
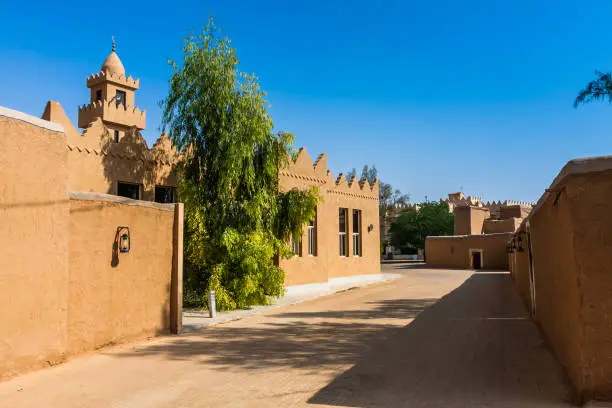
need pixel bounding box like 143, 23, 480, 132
171, 202, 184, 334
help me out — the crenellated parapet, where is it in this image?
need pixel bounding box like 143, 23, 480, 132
502, 200, 536, 208
78, 99, 146, 129
444, 192, 535, 219
445, 195, 485, 210
86, 71, 139, 90
39, 100, 176, 167
281, 147, 379, 200
151, 133, 181, 165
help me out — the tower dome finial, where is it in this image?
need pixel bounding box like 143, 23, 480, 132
101, 38, 125, 76
111, 36, 116, 52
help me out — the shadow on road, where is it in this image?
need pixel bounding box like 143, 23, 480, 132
115, 272, 572, 407
308, 272, 572, 407
116, 297, 432, 371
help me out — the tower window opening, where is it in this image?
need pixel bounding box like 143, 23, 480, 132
115, 90, 126, 107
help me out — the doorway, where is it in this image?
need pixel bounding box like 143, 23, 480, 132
469, 249, 483, 270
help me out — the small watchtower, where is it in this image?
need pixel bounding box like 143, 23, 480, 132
77, 38, 146, 141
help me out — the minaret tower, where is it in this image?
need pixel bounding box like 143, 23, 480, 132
78, 38, 146, 142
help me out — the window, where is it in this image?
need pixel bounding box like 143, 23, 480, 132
113, 130, 119, 143
352, 209, 362, 256
307, 211, 317, 256
96, 89, 103, 101
339, 208, 348, 256
117, 182, 140, 200
292, 236, 302, 257
115, 90, 126, 107
155, 186, 176, 203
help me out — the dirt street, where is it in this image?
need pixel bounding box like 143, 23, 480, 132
0, 265, 572, 407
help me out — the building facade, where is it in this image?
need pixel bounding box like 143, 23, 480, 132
40, 42, 180, 203
9, 42, 381, 289
279, 149, 381, 286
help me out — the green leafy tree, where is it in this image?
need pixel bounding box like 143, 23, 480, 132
345, 164, 409, 205
162, 18, 319, 310
575, 70, 612, 107
389, 202, 453, 252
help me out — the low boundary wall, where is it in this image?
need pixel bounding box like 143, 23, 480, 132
425, 233, 511, 270
0, 108, 183, 379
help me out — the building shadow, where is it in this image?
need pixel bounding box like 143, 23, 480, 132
308, 273, 573, 407
113, 273, 572, 407
99, 126, 156, 197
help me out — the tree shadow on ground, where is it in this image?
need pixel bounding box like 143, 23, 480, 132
115, 297, 433, 372
114, 272, 572, 407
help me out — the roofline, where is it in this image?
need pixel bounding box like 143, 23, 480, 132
517, 155, 612, 233
0, 105, 64, 133
427, 232, 512, 239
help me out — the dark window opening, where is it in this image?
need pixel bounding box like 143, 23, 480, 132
117, 182, 140, 200
292, 236, 302, 257
96, 89, 103, 101
352, 209, 362, 256
114, 130, 119, 143
115, 90, 126, 107
339, 208, 348, 256
155, 186, 176, 203
307, 211, 317, 256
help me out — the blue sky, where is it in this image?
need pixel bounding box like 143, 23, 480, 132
2, 1, 612, 203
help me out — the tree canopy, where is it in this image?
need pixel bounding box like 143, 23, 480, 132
162, 18, 319, 310
379, 182, 410, 208
345, 164, 409, 206
575, 70, 612, 107
389, 201, 454, 252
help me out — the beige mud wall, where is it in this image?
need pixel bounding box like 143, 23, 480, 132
470, 207, 490, 234
0, 105, 182, 379
67, 194, 177, 354
0, 111, 69, 379
568, 171, 612, 401
279, 149, 380, 286
508, 237, 531, 312
528, 179, 585, 397
499, 205, 523, 219
513, 164, 612, 402
483, 217, 520, 234
453, 205, 470, 235
42, 101, 178, 202
425, 233, 510, 270
453, 206, 490, 235
66, 128, 178, 201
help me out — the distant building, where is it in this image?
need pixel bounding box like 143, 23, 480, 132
426, 192, 536, 269
442, 192, 535, 221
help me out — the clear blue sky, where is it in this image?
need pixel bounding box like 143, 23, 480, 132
2, 1, 612, 203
